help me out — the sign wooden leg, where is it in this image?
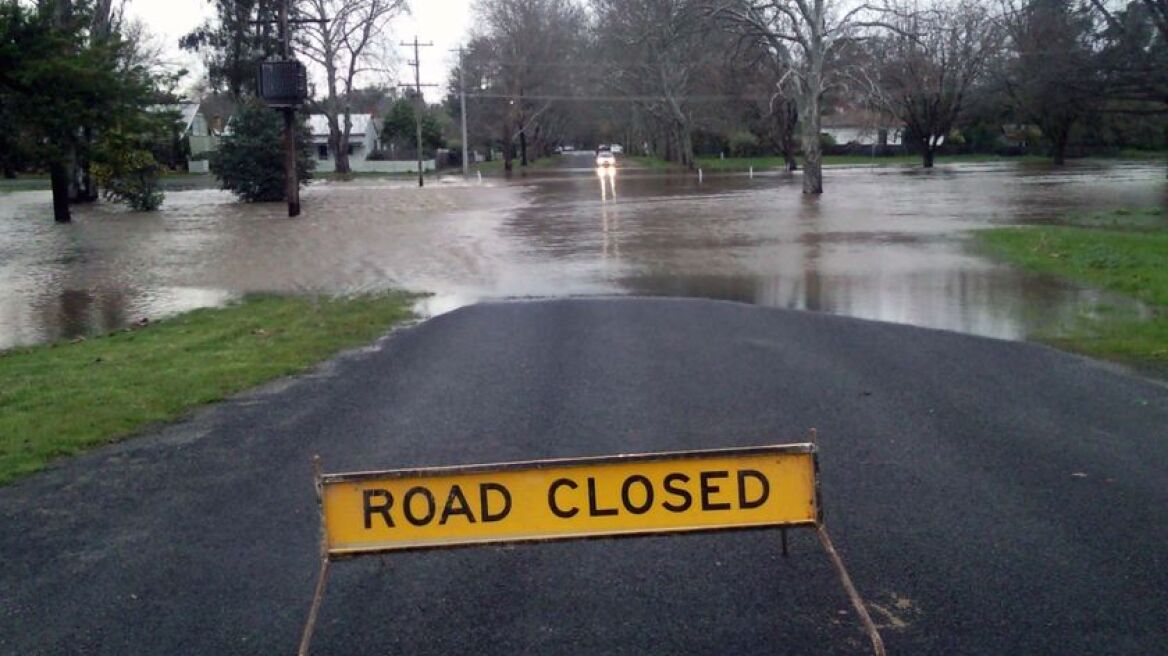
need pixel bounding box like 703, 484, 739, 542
298, 557, 331, 656
816, 525, 885, 656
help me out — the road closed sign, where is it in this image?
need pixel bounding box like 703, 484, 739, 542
318, 444, 819, 555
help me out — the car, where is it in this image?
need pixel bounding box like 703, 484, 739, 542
610, 144, 623, 154
596, 151, 615, 167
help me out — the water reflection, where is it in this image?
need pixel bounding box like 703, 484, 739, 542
0, 286, 236, 348
0, 161, 1164, 349
597, 165, 617, 202
503, 160, 1165, 341
598, 167, 621, 263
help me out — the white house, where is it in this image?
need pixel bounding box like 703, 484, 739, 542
149, 103, 219, 173
820, 108, 905, 147
308, 114, 379, 171
308, 113, 436, 173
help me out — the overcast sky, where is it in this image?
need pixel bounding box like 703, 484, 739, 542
124, 0, 476, 101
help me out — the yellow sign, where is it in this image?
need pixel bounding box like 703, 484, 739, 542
319, 444, 819, 556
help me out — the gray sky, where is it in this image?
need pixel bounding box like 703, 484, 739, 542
125, 0, 475, 101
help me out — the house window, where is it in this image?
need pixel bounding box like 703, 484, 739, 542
348, 143, 359, 156
317, 144, 329, 160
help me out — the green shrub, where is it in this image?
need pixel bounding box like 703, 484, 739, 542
211, 101, 313, 202
92, 131, 164, 211
727, 131, 761, 157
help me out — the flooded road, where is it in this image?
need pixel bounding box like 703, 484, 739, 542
0, 155, 1164, 349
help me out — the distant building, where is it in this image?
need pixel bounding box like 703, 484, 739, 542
308, 114, 380, 171
149, 103, 220, 173
820, 108, 905, 147
308, 113, 435, 173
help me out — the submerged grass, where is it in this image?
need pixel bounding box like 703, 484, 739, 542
977, 209, 1168, 367
628, 151, 1162, 172
0, 293, 416, 485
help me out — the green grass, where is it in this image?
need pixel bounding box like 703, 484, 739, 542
0, 175, 50, 193
626, 156, 677, 171
0, 293, 417, 484
469, 154, 562, 175
977, 211, 1168, 365
0, 173, 217, 194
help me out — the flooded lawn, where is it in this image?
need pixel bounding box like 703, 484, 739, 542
0, 159, 1164, 350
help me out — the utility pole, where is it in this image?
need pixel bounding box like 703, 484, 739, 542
253, 1, 319, 216
399, 36, 436, 188
451, 45, 469, 177
278, 0, 298, 216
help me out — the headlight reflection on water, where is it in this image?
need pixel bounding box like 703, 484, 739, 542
597, 165, 617, 202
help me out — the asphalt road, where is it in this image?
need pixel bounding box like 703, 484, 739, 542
3, 298, 1167, 654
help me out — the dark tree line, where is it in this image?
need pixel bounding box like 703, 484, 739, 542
453, 0, 1166, 192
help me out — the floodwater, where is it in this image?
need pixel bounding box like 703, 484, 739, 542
0, 154, 1164, 350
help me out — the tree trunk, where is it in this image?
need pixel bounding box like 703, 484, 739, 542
65, 143, 81, 202
329, 114, 351, 174
50, 161, 72, 223
520, 126, 528, 167
679, 124, 695, 170
74, 127, 98, 203
64, 140, 96, 204
1052, 128, 1069, 166
502, 120, 514, 172
334, 141, 351, 173
922, 140, 935, 168
778, 103, 799, 171
800, 101, 823, 194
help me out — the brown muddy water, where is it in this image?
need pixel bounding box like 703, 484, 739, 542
0, 156, 1164, 350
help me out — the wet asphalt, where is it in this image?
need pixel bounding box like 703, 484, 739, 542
2, 298, 1167, 654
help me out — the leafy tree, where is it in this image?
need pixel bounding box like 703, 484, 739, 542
0, 1, 158, 222
421, 112, 446, 152
382, 97, 415, 144
180, 0, 281, 98
381, 98, 446, 158
211, 100, 314, 202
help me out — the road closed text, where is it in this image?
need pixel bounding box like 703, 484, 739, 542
320, 445, 818, 555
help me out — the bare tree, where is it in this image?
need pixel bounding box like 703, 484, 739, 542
593, 0, 711, 169
1092, 0, 1168, 40
297, 0, 406, 174
724, 25, 802, 169
473, 0, 586, 170
864, 0, 1002, 167
710, 0, 899, 194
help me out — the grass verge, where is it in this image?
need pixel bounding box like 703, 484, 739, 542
0, 293, 417, 485
469, 154, 562, 175
0, 173, 218, 194
976, 210, 1168, 367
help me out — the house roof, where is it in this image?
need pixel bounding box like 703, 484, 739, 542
308, 114, 376, 138
148, 103, 202, 134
